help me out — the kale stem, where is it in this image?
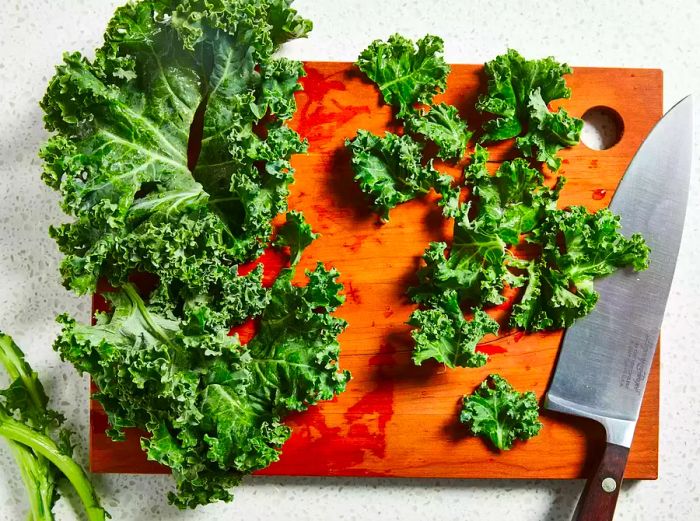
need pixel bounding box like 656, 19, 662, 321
0, 415, 106, 521
0, 334, 46, 411
6, 439, 54, 521
0, 333, 57, 520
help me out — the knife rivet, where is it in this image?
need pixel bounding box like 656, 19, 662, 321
602, 477, 617, 493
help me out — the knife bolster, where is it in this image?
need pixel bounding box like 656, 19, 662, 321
545, 393, 636, 446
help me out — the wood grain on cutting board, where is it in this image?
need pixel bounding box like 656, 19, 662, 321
90, 62, 662, 479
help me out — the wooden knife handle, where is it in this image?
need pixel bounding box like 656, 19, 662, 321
574, 442, 630, 521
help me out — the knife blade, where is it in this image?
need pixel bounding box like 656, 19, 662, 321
544, 95, 693, 521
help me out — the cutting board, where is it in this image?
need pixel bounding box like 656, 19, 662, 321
90, 61, 662, 479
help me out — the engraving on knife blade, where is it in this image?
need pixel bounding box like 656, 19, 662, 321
619, 333, 652, 395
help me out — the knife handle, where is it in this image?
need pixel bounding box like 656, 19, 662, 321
573, 442, 630, 521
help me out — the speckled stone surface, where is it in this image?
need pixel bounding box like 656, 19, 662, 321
0, 1, 698, 519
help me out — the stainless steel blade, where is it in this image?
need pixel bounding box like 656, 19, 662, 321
545, 96, 693, 447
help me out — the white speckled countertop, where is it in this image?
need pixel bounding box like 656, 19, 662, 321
1, 1, 698, 519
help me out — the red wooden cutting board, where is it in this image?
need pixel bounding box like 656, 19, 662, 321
90, 61, 662, 479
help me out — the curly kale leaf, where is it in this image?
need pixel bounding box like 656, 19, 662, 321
55, 284, 279, 507
54, 262, 348, 508
409, 291, 499, 369
274, 210, 318, 266
466, 145, 563, 244
247, 263, 350, 411
404, 103, 472, 160
515, 89, 583, 171
410, 215, 509, 307
510, 207, 650, 331
346, 130, 454, 220
40, 0, 307, 296
356, 33, 450, 117
460, 374, 542, 450
476, 49, 582, 171
410, 146, 560, 306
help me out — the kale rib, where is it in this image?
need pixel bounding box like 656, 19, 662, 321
0, 414, 106, 521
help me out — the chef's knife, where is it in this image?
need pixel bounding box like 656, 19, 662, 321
545, 95, 693, 521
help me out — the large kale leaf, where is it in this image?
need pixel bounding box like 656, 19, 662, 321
40, 0, 307, 298
55, 262, 348, 508
404, 103, 473, 160
476, 49, 583, 171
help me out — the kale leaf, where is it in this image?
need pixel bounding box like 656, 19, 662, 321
460, 374, 542, 450
476, 49, 583, 171
511, 207, 650, 331
466, 145, 563, 244
55, 262, 348, 508
404, 103, 473, 160
356, 33, 450, 117
409, 290, 499, 369
345, 130, 454, 220
40, 0, 308, 297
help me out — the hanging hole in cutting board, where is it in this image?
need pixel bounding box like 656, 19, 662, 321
581, 106, 624, 150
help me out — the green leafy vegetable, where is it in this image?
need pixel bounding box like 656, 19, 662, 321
459, 374, 542, 450
409, 291, 498, 369
515, 90, 583, 171
42, 0, 350, 508
409, 216, 509, 307
404, 103, 473, 160
345, 130, 454, 220
274, 210, 319, 265
510, 207, 650, 330
55, 261, 348, 508
408, 142, 648, 366
476, 49, 583, 171
40, 0, 309, 296
356, 33, 450, 117
0, 332, 106, 521
410, 146, 561, 307
466, 145, 563, 244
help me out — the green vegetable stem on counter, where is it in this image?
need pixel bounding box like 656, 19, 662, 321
0, 332, 107, 521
